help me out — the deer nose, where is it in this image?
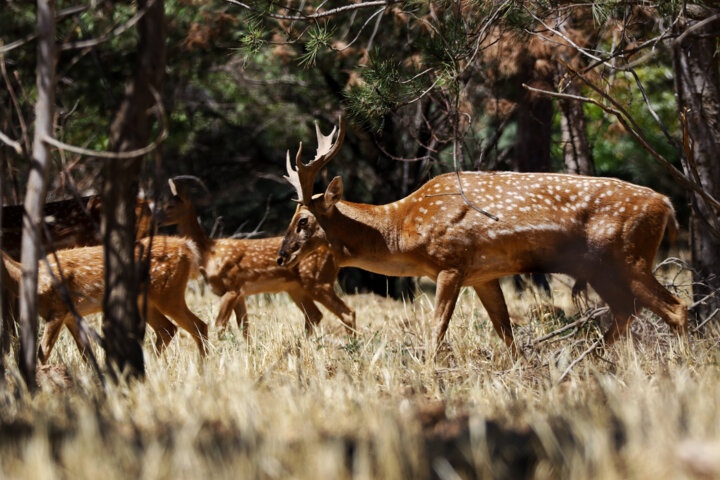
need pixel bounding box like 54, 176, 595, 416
277, 249, 288, 266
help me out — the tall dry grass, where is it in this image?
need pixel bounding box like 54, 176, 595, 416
1, 266, 719, 479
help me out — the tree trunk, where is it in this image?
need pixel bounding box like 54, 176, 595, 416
514, 93, 552, 172
102, 0, 166, 379
672, 7, 720, 322
0, 148, 7, 376
17, 0, 56, 390
558, 82, 594, 175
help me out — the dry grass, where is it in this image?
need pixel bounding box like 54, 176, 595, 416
1, 267, 720, 479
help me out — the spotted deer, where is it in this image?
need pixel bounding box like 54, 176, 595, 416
1, 195, 154, 259
157, 179, 355, 336
1, 236, 208, 363
277, 117, 688, 353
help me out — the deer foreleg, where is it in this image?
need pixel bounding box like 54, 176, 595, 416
215, 291, 239, 335
288, 289, 323, 333
312, 286, 356, 335
146, 306, 177, 355
431, 269, 463, 354
473, 280, 517, 356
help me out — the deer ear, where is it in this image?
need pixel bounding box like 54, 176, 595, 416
319, 176, 343, 213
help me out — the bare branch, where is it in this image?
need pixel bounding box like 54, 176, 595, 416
0, 131, 22, 154
42, 85, 168, 160
226, 0, 400, 21
59, 0, 158, 51
675, 12, 720, 46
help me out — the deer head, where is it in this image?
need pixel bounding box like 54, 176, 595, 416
278, 117, 345, 267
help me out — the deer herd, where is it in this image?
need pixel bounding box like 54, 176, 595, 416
1, 116, 688, 367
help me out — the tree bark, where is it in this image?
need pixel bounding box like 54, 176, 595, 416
672, 7, 720, 322
558, 82, 594, 175
0, 147, 7, 376
17, 0, 56, 390
102, 0, 166, 379
514, 57, 553, 173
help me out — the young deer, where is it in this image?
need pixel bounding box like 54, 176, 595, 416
277, 118, 688, 353
2, 195, 154, 259
158, 179, 355, 336
1, 236, 208, 363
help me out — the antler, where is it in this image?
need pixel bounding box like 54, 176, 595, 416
284, 115, 345, 204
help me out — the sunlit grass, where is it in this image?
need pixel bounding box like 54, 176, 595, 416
1, 268, 719, 479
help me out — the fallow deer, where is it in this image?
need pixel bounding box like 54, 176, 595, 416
1, 195, 154, 259
277, 117, 688, 354
1, 235, 208, 363
158, 179, 355, 336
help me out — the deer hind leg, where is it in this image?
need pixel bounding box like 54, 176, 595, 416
63, 318, 96, 364
288, 289, 323, 333
154, 300, 208, 356
311, 285, 356, 335
215, 291, 240, 335
38, 314, 66, 364
145, 306, 177, 355
628, 268, 688, 334
473, 280, 517, 356
587, 269, 636, 345
233, 296, 249, 338
431, 269, 463, 354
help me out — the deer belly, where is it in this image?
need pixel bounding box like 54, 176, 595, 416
348, 256, 429, 277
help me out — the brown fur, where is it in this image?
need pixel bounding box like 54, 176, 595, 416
279, 125, 688, 354
158, 186, 355, 336
1, 236, 208, 363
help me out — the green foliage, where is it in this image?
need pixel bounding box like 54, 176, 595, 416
298, 22, 335, 68
345, 54, 419, 132
236, 17, 266, 59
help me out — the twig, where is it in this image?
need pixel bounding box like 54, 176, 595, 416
674, 12, 720, 46
693, 308, 719, 333
0, 131, 22, 154
532, 307, 609, 345
253, 341, 297, 388
557, 339, 600, 383
59, 0, 158, 51
226, 0, 399, 21
42, 85, 167, 159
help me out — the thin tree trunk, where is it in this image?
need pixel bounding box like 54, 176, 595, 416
18, 0, 56, 390
101, 0, 166, 379
558, 83, 594, 175
672, 6, 720, 322
515, 57, 553, 173
0, 147, 7, 376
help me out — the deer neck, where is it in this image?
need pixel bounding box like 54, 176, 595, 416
319, 201, 420, 276
177, 210, 214, 264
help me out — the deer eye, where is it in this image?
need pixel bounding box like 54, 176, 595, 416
298, 218, 308, 228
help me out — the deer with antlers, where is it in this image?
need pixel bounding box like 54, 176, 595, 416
157, 179, 355, 337
1, 235, 208, 363
277, 117, 688, 354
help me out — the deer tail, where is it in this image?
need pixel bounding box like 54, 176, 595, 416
1, 251, 22, 295
663, 197, 679, 246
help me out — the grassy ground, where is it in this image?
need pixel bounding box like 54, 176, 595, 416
1, 266, 719, 479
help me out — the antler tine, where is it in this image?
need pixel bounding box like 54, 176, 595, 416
168, 178, 178, 196
292, 115, 345, 205
284, 142, 304, 203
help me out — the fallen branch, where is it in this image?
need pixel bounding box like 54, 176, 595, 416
532, 307, 608, 345
557, 339, 601, 383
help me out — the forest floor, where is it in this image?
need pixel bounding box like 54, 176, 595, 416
1, 262, 719, 479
